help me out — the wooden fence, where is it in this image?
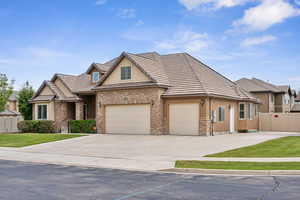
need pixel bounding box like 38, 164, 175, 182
0, 112, 23, 133
259, 113, 300, 132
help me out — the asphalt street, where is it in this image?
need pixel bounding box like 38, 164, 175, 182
0, 160, 300, 200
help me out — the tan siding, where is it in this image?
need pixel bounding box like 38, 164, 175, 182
103, 57, 151, 85
253, 93, 271, 113
39, 85, 54, 95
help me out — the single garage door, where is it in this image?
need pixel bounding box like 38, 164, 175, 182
169, 103, 199, 135
105, 104, 150, 134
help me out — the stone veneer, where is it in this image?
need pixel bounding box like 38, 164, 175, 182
96, 87, 166, 135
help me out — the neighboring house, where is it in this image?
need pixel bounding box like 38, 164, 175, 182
6, 91, 18, 112
291, 91, 300, 112
236, 78, 294, 113
31, 52, 259, 135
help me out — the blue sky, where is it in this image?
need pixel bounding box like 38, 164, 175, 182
1, 0, 300, 90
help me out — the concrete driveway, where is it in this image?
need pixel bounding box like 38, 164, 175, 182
0, 132, 289, 170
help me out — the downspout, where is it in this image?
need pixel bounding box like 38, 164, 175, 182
209, 97, 214, 136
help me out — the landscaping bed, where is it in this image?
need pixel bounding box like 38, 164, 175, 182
175, 161, 300, 170
0, 134, 85, 147
206, 136, 300, 157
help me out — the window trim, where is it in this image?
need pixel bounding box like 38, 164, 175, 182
92, 71, 100, 83
121, 66, 132, 80
239, 103, 245, 120
37, 104, 48, 120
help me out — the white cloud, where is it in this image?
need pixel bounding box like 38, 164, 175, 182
154, 30, 209, 52
233, 0, 300, 32
95, 0, 107, 5
241, 35, 277, 46
178, 0, 252, 10
116, 8, 136, 19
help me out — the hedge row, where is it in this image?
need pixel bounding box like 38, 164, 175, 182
69, 120, 97, 133
18, 120, 55, 133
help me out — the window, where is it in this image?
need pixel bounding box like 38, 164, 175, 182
121, 66, 131, 80
239, 103, 245, 119
218, 107, 225, 122
92, 72, 100, 83
248, 103, 254, 120
37, 105, 47, 120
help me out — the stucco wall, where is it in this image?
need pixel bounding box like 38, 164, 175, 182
96, 87, 165, 135
103, 57, 151, 85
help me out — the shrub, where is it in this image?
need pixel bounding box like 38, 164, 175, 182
18, 120, 55, 133
69, 120, 96, 133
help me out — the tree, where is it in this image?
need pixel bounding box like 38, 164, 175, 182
17, 81, 35, 120
0, 74, 13, 112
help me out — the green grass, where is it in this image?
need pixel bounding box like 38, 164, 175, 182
175, 161, 300, 170
206, 136, 300, 158
0, 134, 85, 147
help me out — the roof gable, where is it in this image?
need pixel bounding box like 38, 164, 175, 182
102, 56, 152, 85
97, 52, 158, 86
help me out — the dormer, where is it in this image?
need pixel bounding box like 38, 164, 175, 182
86, 63, 108, 83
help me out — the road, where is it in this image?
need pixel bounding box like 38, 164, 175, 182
0, 160, 299, 200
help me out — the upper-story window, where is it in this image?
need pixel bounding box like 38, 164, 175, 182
121, 66, 131, 80
92, 72, 100, 83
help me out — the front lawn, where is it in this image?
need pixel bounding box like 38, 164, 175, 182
206, 136, 300, 157
0, 134, 85, 147
175, 161, 300, 170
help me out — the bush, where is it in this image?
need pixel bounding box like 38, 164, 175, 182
18, 120, 55, 133
69, 120, 96, 133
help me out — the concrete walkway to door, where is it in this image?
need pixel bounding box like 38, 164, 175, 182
0, 132, 293, 171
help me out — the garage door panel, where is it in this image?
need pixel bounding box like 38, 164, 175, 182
106, 104, 150, 134
169, 103, 199, 135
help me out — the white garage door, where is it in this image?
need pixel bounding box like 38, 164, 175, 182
169, 103, 199, 135
105, 104, 150, 134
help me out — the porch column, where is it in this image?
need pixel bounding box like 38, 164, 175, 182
199, 97, 211, 136
75, 101, 84, 120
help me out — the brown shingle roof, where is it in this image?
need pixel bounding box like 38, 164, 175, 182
33, 51, 258, 103
95, 52, 257, 101
236, 78, 284, 93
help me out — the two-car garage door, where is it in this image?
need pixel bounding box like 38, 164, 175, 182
105, 104, 150, 134
105, 103, 199, 135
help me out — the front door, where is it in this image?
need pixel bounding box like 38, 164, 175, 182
230, 107, 235, 133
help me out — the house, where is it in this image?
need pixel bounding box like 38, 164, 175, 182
291, 91, 300, 112
236, 78, 294, 113
30, 52, 259, 135
6, 91, 18, 112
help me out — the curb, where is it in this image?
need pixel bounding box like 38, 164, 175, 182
160, 168, 300, 176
